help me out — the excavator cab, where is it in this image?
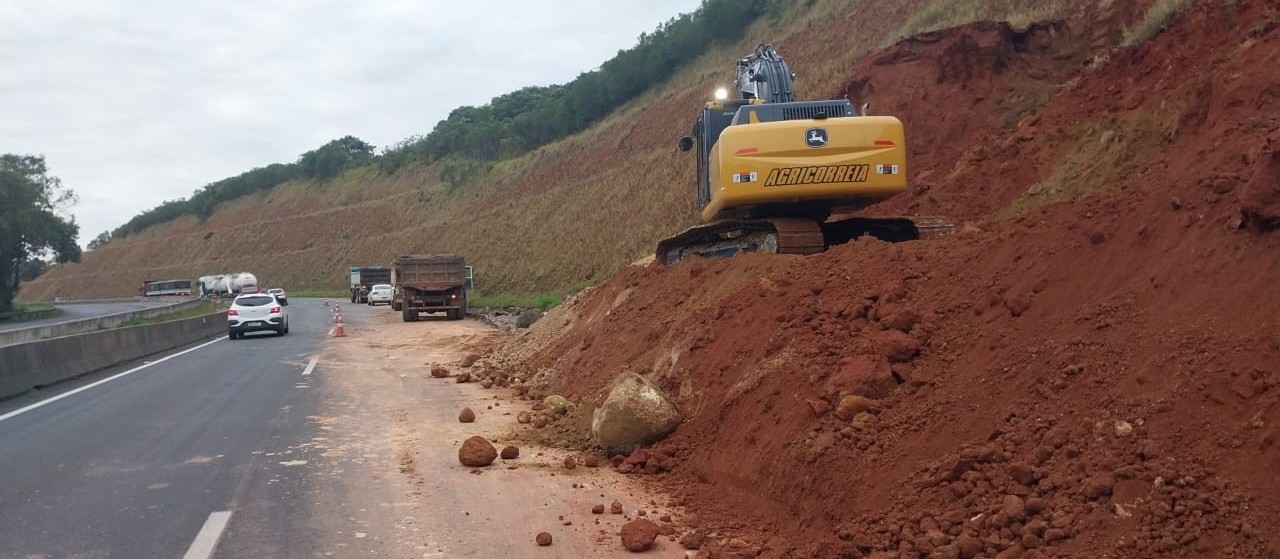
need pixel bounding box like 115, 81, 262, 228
680, 99, 754, 207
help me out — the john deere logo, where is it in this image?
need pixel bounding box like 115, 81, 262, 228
806, 128, 828, 148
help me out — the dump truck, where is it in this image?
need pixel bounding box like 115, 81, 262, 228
349, 265, 392, 304
390, 254, 473, 322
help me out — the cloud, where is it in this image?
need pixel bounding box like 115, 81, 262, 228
0, 0, 702, 244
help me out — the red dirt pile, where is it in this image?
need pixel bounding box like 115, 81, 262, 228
493, 1, 1280, 557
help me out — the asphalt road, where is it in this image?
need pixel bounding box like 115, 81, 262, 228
0, 298, 354, 558
0, 299, 182, 333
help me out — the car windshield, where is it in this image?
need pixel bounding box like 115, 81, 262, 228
235, 296, 274, 307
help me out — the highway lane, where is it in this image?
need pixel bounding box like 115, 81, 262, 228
0, 298, 352, 558
0, 299, 182, 333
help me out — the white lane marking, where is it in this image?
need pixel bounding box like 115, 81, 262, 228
182, 510, 233, 559
302, 357, 318, 376
0, 337, 224, 423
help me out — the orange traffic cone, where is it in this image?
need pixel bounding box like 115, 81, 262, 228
332, 309, 346, 337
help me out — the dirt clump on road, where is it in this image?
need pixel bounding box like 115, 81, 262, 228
488, 2, 1280, 557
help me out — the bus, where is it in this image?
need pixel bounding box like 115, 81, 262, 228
140, 279, 193, 297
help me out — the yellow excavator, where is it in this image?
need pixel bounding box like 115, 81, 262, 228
657, 44, 951, 264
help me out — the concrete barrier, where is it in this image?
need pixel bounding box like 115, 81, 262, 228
0, 311, 227, 401
0, 299, 209, 347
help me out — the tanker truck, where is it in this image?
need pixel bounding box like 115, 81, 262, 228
198, 272, 258, 297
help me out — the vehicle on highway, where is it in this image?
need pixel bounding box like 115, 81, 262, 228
267, 287, 288, 305
367, 284, 393, 306
391, 254, 472, 321
140, 279, 193, 297
227, 293, 289, 339
350, 265, 391, 304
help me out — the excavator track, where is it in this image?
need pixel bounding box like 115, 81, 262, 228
656, 216, 955, 265
656, 218, 823, 265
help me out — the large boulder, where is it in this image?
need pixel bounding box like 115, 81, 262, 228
620, 518, 660, 552
592, 372, 682, 454
458, 436, 497, 467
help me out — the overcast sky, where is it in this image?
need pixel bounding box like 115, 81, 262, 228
0, 0, 702, 244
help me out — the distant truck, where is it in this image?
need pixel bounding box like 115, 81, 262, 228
391, 254, 473, 322
349, 265, 392, 304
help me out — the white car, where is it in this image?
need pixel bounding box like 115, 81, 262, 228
228, 293, 289, 339
267, 287, 288, 305
367, 284, 394, 306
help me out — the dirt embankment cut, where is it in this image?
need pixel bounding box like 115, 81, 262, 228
488, 2, 1280, 557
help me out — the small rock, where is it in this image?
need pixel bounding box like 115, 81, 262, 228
563, 456, 577, 470
592, 504, 606, 514
955, 534, 983, 559
517, 411, 532, 424
533, 415, 549, 429
882, 310, 923, 333
480, 379, 494, 389
455, 371, 471, 383
659, 514, 672, 523
1089, 231, 1107, 244
1082, 475, 1114, 500
1004, 295, 1031, 317
1002, 495, 1027, 522
679, 530, 705, 550
807, 399, 832, 416
834, 395, 875, 421
611, 501, 623, 514
535, 532, 552, 546
460, 354, 481, 368
543, 395, 573, 415
430, 366, 450, 378
1114, 420, 1134, 437
458, 407, 476, 423
1008, 462, 1037, 486
873, 330, 920, 362
500, 445, 520, 459
584, 455, 600, 468
458, 436, 497, 467
930, 545, 960, 559
620, 519, 660, 552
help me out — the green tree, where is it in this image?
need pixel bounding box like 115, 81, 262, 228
87, 230, 112, 250
0, 154, 81, 311
19, 258, 49, 281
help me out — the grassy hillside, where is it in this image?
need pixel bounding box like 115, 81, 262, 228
21, 0, 1084, 301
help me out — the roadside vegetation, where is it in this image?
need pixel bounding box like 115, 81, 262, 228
1124, 0, 1195, 45
0, 301, 61, 322
893, 0, 1070, 37
119, 301, 225, 327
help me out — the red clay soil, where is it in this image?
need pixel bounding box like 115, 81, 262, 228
498, 2, 1280, 558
